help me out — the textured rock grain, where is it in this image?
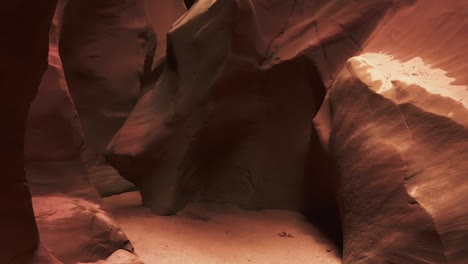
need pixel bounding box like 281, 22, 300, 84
324, 1, 468, 262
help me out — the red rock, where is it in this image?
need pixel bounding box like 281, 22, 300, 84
324, 1, 468, 262
144, 0, 186, 70
0, 0, 57, 262
25, 1, 135, 262
106, 0, 405, 215
5, 0, 468, 262
33, 196, 133, 263
59, 0, 152, 196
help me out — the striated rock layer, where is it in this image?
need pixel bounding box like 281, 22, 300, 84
106, 0, 408, 216
324, 0, 468, 263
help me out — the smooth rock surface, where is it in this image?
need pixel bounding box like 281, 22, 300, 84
143, 0, 186, 70
329, 60, 467, 264
25, 1, 135, 263
0, 0, 58, 263
323, 1, 468, 262
5, 0, 468, 263
106, 0, 407, 216
59, 0, 152, 196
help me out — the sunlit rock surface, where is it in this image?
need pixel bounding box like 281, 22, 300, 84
323, 0, 468, 263
3, 0, 468, 263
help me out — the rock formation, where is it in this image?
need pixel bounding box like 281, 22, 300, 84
3, 0, 467, 263
321, 0, 468, 263
106, 0, 467, 263
0, 1, 58, 263
105, 0, 408, 215
24, 1, 136, 263
33, 196, 132, 263
58, 0, 155, 196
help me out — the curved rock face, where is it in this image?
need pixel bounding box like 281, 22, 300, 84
25, 1, 134, 263
59, 0, 154, 196
11, 0, 465, 262
325, 1, 468, 263
106, 0, 406, 215
138, 0, 187, 100
25, 0, 90, 199
0, 1, 57, 263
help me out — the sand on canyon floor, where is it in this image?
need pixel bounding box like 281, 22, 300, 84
103, 192, 341, 264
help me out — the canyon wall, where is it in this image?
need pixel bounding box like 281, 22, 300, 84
325, 1, 468, 262
105, 0, 408, 215
0, 1, 58, 263
24, 1, 136, 263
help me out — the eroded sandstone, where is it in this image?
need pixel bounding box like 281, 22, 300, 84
323, 1, 468, 262
25, 1, 135, 263
106, 0, 408, 215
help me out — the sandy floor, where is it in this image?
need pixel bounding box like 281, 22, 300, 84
103, 192, 341, 264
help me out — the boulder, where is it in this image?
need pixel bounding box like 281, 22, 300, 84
33, 196, 133, 263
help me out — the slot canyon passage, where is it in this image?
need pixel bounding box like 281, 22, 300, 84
1, 0, 467, 263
